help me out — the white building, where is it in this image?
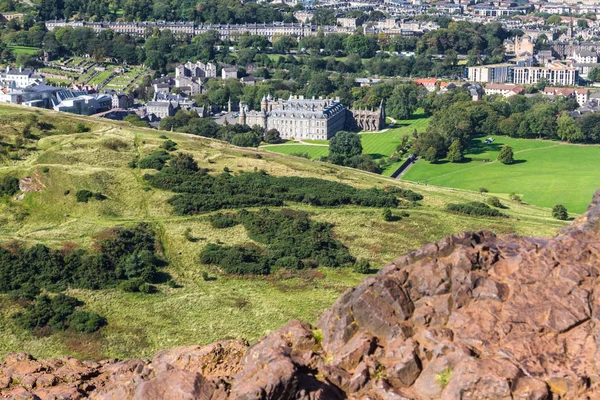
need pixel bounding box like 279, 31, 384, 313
54, 94, 112, 115
513, 63, 578, 86
484, 84, 525, 97
0, 66, 45, 89
239, 95, 347, 140
467, 64, 512, 83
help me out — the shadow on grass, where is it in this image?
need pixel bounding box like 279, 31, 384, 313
507, 159, 527, 165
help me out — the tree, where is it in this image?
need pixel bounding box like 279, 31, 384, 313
497, 146, 514, 164
588, 66, 600, 82
546, 15, 563, 25
552, 204, 568, 220
446, 140, 464, 163
386, 84, 419, 120
231, 132, 261, 147
170, 153, 198, 171
577, 19, 589, 29
557, 114, 584, 143
263, 129, 282, 144
329, 131, 362, 165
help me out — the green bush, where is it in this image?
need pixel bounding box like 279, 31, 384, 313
485, 196, 504, 208
209, 213, 239, 228
0, 176, 20, 196
354, 259, 371, 274
0, 223, 163, 292
13, 294, 105, 333
162, 140, 177, 151
119, 278, 144, 292
382, 208, 393, 221
552, 204, 568, 220
145, 170, 398, 215
76, 190, 94, 203
199, 209, 354, 275
69, 311, 106, 333
385, 187, 423, 201
138, 150, 171, 170
446, 202, 507, 218
273, 256, 304, 270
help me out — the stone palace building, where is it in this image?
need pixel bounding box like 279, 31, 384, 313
238, 95, 385, 140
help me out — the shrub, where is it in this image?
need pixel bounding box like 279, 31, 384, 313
199, 209, 354, 275
162, 140, 177, 151
119, 278, 144, 292
354, 259, 371, 274
382, 208, 393, 221
145, 171, 397, 215
93, 192, 107, 201
102, 138, 128, 151
75, 190, 94, 203
273, 256, 304, 270
138, 150, 171, 170
509, 192, 522, 202
63, 190, 70, 195
139, 283, 154, 294
385, 187, 423, 202
479, 187, 489, 194
209, 213, 239, 229
13, 294, 105, 333
0, 176, 20, 196
552, 204, 568, 220
290, 152, 311, 159
41, 167, 50, 173
486, 196, 504, 208
446, 202, 507, 218
183, 227, 195, 242
75, 123, 90, 133
167, 279, 179, 288
69, 311, 106, 333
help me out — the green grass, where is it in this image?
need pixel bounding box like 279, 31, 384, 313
0, 103, 567, 360
261, 144, 329, 159
403, 135, 600, 213
88, 71, 112, 85
8, 46, 40, 55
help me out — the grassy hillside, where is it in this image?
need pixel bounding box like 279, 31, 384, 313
0, 104, 567, 361
403, 135, 600, 214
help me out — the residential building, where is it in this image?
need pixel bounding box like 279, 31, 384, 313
0, 66, 45, 89
146, 101, 179, 119
175, 61, 217, 79
484, 83, 525, 97
543, 87, 589, 106
239, 95, 347, 140
415, 78, 438, 92
572, 49, 598, 64
513, 63, 577, 86
222, 67, 239, 80
337, 17, 358, 28
467, 63, 512, 83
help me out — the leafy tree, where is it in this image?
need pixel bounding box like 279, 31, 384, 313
497, 146, 514, 164
231, 132, 261, 147
424, 146, 439, 163
577, 19, 589, 29
546, 15, 563, 25
345, 34, 378, 58
552, 204, 568, 220
264, 129, 282, 144
312, 8, 336, 25
329, 131, 362, 164
588, 67, 600, 82
446, 140, 464, 163
557, 114, 584, 143
170, 153, 199, 171
386, 84, 419, 120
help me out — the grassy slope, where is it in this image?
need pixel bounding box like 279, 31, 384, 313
0, 104, 566, 360
403, 136, 600, 214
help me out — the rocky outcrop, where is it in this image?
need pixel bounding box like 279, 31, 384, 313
5, 191, 600, 399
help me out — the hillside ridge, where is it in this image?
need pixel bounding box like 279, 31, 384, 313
2, 189, 600, 399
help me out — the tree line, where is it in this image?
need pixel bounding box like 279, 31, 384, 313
412, 89, 594, 163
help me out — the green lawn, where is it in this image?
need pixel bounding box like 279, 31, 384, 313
88, 71, 113, 85
403, 136, 600, 213
8, 46, 40, 55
